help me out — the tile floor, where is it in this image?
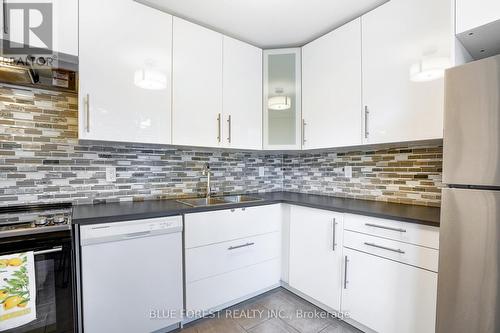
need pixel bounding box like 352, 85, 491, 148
177, 288, 362, 333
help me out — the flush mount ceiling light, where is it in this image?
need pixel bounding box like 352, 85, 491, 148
410, 57, 451, 82
134, 68, 167, 90
268, 96, 291, 111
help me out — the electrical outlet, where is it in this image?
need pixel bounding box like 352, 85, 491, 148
258, 167, 265, 177
106, 167, 116, 182
344, 166, 353, 178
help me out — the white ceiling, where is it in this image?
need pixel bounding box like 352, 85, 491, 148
140, 0, 388, 48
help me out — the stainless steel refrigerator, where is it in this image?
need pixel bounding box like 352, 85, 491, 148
436, 54, 500, 333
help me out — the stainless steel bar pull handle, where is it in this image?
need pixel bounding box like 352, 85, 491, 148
217, 113, 221, 143
364, 242, 405, 254
228, 242, 255, 250
3, 0, 8, 34
227, 114, 232, 143
84, 94, 90, 133
34, 246, 63, 255
344, 256, 349, 289
364, 106, 369, 139
332, 218, 337, 251
302, 119, 306, 145
365, 223, 407, 233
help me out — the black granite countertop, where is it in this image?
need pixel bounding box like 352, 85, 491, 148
72, 192, 440, 227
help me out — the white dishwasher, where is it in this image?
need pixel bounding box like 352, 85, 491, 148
80, 216, 183, 333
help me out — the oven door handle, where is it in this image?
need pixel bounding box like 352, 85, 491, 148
34, 246, 63, 255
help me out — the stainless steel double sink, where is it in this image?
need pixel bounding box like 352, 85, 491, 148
176, 195, 262, 207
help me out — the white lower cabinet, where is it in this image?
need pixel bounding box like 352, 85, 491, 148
342, 248, 438, 333
184, 205, 282, 317
288, 206, 344, 312
185, 204, 440, 333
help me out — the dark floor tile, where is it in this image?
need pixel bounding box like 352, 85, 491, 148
319, 320, 363, 333
177, 288, 360, 333
248, 318, 300, 333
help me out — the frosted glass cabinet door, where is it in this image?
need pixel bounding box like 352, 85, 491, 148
263, 49, 302, 150
361, 0, 452, 144
79, 0, 172, 144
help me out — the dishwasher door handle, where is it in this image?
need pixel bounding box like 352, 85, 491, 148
123, 231, 151, 239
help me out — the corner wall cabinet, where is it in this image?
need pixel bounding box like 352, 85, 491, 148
263, 48, 302, 150
79, 0, 172, 144
302, 18, 362, 149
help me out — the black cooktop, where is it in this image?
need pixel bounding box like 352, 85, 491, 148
0, 203, 73, 238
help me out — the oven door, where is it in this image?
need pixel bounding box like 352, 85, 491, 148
0, 231, 75, 333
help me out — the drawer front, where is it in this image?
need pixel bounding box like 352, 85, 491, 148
186, 231, 281, 283
344, 230, 439, 272
344, 214, 439, 249
186, 259, 280, 314
185, 204, 281, 248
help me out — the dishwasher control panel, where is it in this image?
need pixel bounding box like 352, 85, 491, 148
80, 215, 183, 245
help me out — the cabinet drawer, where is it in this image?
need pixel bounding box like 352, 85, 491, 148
185, 204, 281, 248
186, 231, 281, 283
186, 259, 280, 314
344, 214, 439, 249
344, 230, 439, 272
342, 248, 437, 333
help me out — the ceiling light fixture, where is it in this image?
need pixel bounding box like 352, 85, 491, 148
268, 95, 291, 110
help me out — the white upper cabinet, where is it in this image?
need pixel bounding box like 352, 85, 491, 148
302, 18, 362, 149
172, 18, 223, 148
222, 36, 263, 150
263, 48, 302, 150
1, 0, 78, 56
289, 206, 344, 312
361, 0, 452, 144
79, 0, 172, 144
456, 0, 500, 33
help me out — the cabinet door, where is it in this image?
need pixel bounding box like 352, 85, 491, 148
456, 0, 500, 33
362, 0, 452, 144
1, 0, 78, 56
223, 36, 262, 150
263, 48, 302, 150
302, 18, 362, 149
172, 18, 223, 148
79, 0, 172, 144
342, 248, 437, 333
289, 206, 343, 311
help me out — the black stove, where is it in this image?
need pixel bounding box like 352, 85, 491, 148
0, 203, 76, 333
0, 203, 72, 238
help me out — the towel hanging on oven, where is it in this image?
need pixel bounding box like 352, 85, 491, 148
0, 251, 36, 331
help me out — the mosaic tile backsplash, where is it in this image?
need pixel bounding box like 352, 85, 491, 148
283, 148, 443, 207
0, 84, 443, 207
0, 86, 282, 205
